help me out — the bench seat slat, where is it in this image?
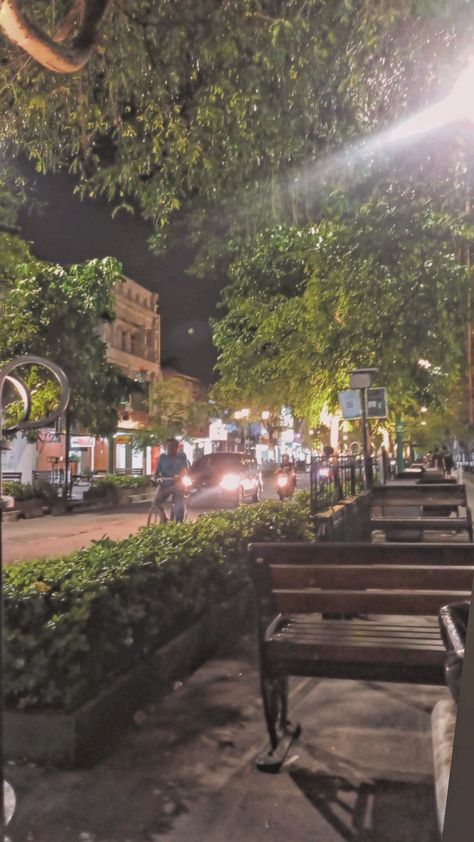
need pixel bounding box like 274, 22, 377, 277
276, 631, 442, 645
266, 617, 446, 665
274, 589, 469, 615
267, 642, 445, 666
280, 629, 442, 641
269, 564, 474, 591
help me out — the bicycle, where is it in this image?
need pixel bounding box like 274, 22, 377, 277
147, 476, 189, 526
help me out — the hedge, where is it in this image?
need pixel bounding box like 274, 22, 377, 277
4, 493, 313, 712
84, 474, 151, 500
3, 479, 58, 502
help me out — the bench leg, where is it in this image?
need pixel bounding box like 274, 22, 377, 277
257, 674, 301, 773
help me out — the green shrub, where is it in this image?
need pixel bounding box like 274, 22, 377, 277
3, 479, 58, 502
84, 474, 150, 500
4, 493, 313, 712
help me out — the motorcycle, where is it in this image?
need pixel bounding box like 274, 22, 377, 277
276, 467, 296, 501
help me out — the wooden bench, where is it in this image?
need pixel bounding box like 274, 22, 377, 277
2, 472, 22, 483
248, 541, 474, 771
371, 483, 473, 541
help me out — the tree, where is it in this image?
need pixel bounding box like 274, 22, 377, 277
0, 254, 125, 441
212, 192, 472, 431
131, 378, 209, 449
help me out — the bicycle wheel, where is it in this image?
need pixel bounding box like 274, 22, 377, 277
147, 505, 167, 527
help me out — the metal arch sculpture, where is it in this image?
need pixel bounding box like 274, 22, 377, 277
0, 0, 113, 73
0, 355, 69, 828
0, 355, 70, 434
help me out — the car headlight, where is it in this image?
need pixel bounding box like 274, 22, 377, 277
219, 473, 240, 491
182, 474, 193, 488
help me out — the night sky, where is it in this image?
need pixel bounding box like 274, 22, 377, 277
18, 167, 224, 384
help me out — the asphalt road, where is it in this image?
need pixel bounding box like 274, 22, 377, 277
2, 474, 309, 565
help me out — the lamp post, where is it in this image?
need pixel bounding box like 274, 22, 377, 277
349, 368, 379, 489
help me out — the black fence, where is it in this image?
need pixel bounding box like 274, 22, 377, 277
309, 455, 379, 514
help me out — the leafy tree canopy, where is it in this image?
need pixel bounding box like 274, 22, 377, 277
1, 1, 473, 261
213, 191, 472, 427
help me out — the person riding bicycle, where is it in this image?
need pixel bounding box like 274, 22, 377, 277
153, 438, 188, 522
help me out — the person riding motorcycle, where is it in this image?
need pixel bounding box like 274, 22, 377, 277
153, 438, 189, 522
276, 454, 297, 500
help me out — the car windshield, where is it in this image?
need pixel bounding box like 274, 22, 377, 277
192, 454, 244, 472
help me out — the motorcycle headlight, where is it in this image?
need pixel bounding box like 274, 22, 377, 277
182, 474, 193, 488
219, 473, 240, 491
277, 475, 288, 487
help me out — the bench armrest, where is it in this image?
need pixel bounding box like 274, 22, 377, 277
438, 601, 470, 659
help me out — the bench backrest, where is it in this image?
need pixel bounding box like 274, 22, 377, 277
248, 542, 474, 619
248, 542, 474, 566
2, 472, 22, 482
372, 484, 467, 505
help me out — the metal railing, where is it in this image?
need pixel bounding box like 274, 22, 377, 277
310, 455, 379, 514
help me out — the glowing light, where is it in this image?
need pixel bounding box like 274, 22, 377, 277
261, 410, 270, 421
388, 58, 474, 143
220, 473, 240, 491
420, 406, 428, 413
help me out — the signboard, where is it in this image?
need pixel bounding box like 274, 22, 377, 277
339, 388, 388, 420
209, 419, 228, 441
70, 436, 95, 448
367, 387, 388, 419
338, 390, 362, 420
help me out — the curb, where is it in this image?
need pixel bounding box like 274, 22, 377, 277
4, 586, 252, 768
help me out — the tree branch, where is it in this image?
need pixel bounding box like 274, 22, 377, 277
0, 0, 113, 73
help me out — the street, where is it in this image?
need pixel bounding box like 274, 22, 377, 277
2, 473, 309, 565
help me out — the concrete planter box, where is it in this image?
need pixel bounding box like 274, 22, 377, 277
4, 586, 251, 769
314, 492, 372, 542
82, 485, 153, 507
13, 499, 51, 518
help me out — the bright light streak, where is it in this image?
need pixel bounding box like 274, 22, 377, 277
388, 58, 474, 143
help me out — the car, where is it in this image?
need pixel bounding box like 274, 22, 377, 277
187, 452, 263, 507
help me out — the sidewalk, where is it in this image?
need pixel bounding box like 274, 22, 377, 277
6, 632, 444, 842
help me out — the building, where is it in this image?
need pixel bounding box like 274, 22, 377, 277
34, 276, 162, 479
100, 276, 161, 475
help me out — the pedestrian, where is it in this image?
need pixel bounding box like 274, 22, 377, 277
432, 447, 444, 471
442, 445, 454, 478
